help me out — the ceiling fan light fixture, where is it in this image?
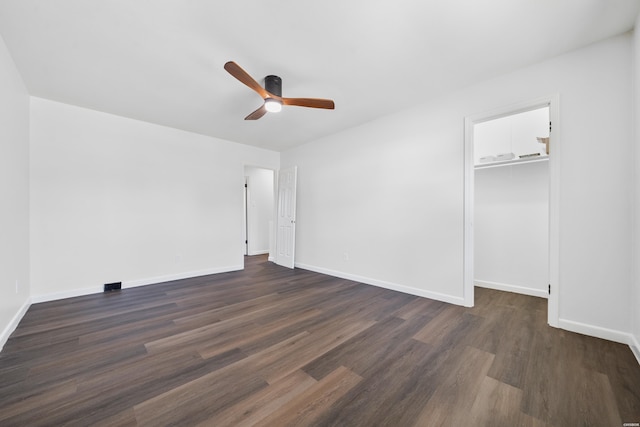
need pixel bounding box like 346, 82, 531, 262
264, 98, 282, 113
224, 62, 334, 120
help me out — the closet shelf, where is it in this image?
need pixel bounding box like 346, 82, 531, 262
474, 155, 548, 170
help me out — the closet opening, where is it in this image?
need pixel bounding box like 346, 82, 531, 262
463, 96, 560, 327
474, 106, 549, 298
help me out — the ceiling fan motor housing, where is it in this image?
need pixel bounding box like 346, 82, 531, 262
265, 75, 282, 97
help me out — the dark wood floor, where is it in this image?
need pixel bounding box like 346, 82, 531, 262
1, 255, 639, 426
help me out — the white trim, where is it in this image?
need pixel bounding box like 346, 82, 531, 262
295, 262, 466, 306
31, 265, 243, 303
558, 318, 633, 346
248, 250, 270, 256
123, 265, 243, 289
630, 334, 640, 366
463, 116, 475, 307
0, 298, 32, 351
463, 95, 560, 326
475, 280, 548, 299
547, 95, 561, 327
31, 286, 102, 304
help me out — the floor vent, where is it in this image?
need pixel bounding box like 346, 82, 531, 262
103, 282, 122, 292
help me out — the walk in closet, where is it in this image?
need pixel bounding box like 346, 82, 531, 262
474, 106, 550, 298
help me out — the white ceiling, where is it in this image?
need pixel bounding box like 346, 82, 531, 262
0, 0, 638, 151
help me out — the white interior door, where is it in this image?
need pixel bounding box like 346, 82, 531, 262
243, 176, 248, 256
275, 166, 297, 268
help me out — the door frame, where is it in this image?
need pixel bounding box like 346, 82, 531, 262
463, 94, 560, 327
243, 165, 277, 259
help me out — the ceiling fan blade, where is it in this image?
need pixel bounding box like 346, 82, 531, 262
282, 97, 335, 109
224, 61, 270, 99
244, 104, 268, 120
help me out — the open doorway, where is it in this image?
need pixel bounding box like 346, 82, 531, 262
464, 95, 560, 327
243, 166, 275, 259
474, 106, 550, 298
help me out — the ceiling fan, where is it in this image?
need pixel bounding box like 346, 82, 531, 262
224, 61, 335, 120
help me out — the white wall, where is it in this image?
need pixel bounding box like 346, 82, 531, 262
475, 161, 549, 297
281, 98, 470, 305
245, 166, 274, 255
282, 33, 634, 341
30, 98, 279, 301
0, 33, 30, 349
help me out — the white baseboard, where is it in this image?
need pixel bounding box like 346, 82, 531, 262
630, 334, 640, 366
31, 265, 244, 303
295, 262, 465, 306
247, 250, 269, 256
558, 318, 633, 346
31, 285, 101, 304
124, 265, 243, 289
0, 298, 31, 352
475, 279, 548, 299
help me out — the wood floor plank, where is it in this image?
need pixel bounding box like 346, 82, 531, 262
197, 308, 323, 359
146, 283, 360, 356
171, 292, 281, 327
24, 343, 148, 388
567, 368, 622, 427
133, 332, 314, 425
133, 370, 268, 426
308, 336, 437, 426
0, 255, 638, 426
469, 376, 550, 427
602, 342, 640, 423
141, 292, 316, 354
252, 317, 376, 385
136, 316, 375, 425
76, 348, 209, 393
0, 379, 77, 424
302, 314, 428, 381
10, 295, 178, 339
302, 315, 406, 380
520, 329, 626, 426
199, 369, 317, 427
254, 366, 362, 427
91, 408, 138, 427
394, 296, 447, 320
484, 305, 537, 388
412, 304, 469, 345
17, 349, 246, 426
412, 346, 495, 426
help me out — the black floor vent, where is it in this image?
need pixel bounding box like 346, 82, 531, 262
103, 282, 122, 292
